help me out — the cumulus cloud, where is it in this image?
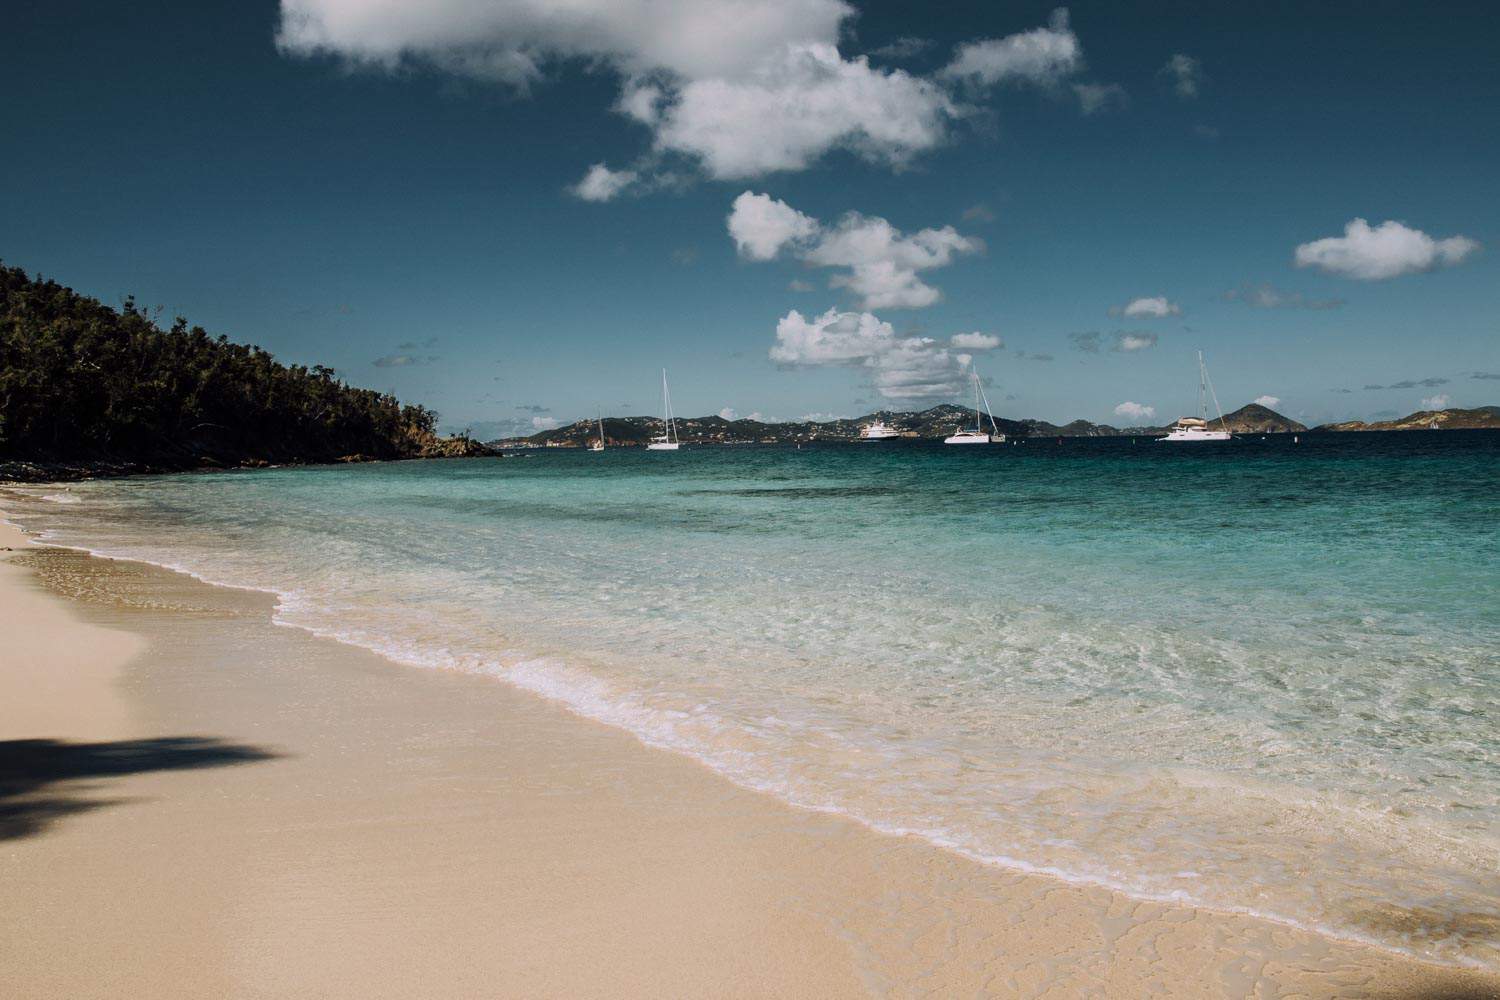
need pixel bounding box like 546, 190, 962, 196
1114, 401, 1156, 422
718, 407, 737, 420
1113, 332, 1158, 352
1295, 219, 1480, 281
1421, 393, 1451, 410
654, 44, 957, 178
570, 162, 638, 201
729, 191, 982, 309
1160, 54, 1204, 99
278, 0, 967, 182
531, 415, 561, 431
279, 3, 1111, 186
727, 191, 818, 260
1109, 295, 1180, 318
1222, 283, 1345, 310
1254, 395, 1281, 408
950, 332, 1002, 350
941, 8, 1081, 87
768, 307, 974, 400
276, 0, 851, 84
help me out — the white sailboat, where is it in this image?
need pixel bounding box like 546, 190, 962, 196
588, 410, 604, 452
647, 369, 680, 450
945, 370, 1005, 445
1161, 350, 1231, 442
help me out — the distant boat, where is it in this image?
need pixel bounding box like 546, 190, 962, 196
860, 419, 899, 441
945, 370, 1005, 445
1161, 351, 1232, 442
647, 369, 680, 450
588, 409, 604, 452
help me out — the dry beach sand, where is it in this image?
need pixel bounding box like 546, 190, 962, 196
2, 513, 1496, 998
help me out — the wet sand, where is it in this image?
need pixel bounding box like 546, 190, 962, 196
2, 516, 1496, 998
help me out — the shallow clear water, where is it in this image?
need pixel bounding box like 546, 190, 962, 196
9, 432, 1499, 967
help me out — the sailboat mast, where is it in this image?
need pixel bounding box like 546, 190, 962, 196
973, 372, 981, 431
1198, 350, 1208, 421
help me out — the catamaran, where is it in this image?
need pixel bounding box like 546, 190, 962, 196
588, 410, 604, 452
647, 369, 680, 450
945, 370, 1005, 445
1161, 350, 1231, 442
859, 419, 899, 440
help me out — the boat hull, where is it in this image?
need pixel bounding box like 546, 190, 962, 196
944, 434, 997, 445
646, 442, 680, 451
1159, 429, 1231, 442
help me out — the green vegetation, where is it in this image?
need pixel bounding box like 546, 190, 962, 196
1, 263, 477, 473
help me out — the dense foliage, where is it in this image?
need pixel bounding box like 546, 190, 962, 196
0, 263, 451, 468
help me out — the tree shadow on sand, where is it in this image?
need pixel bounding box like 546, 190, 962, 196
0, 737, 278, 840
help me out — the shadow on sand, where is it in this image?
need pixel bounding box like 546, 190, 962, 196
0, 736, 278, 840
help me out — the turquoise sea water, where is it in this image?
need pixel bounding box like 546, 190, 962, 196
8, 432, 1499, 967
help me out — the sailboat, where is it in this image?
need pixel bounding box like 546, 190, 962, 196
646, 369, 680, 450
944, 370, 1005, 444
1161, 350, 1231, 442
588, 410, 604, 452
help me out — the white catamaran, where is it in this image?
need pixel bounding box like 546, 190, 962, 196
588, 410, 604, 452
1161, 350, 1231, 442
945, 370, 1005, 445
647, 369, 680, 450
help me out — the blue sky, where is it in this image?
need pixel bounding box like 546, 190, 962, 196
4, 1, 1497, 436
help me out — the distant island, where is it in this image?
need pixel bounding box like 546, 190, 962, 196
497, 401, 1317, 448
0, 263, 485, 481
1314, 407, 1500, 432
497, 399, 1499, 448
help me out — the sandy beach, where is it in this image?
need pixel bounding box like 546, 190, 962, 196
2, 513, 1496, 999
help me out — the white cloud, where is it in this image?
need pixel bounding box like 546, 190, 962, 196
1109, 295, 1180, 318
941, 8, 1080, 87
1421, 393, 1451, 410
1294, 218, 1480, 281
279, 3, 1107, 186
531, 415, 561, 431
1113, 332, 1158, 352
800, 411, 849, 421
727, 191, 818, 260
654, 44, 956, 179
570, 162, 637, 201
1160, 53, 1203, 99
768, 307, 973, 401
1114, 401, 1155, 422
1073, 82, 1127, 115
809, 213, 980, 308
1254, 395, 1281, 408
728, 192, 982, 309
276, 0, 851, 84
950, 332, 1002, 350
718, 407, 738, 420
770, 308, 897, 365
